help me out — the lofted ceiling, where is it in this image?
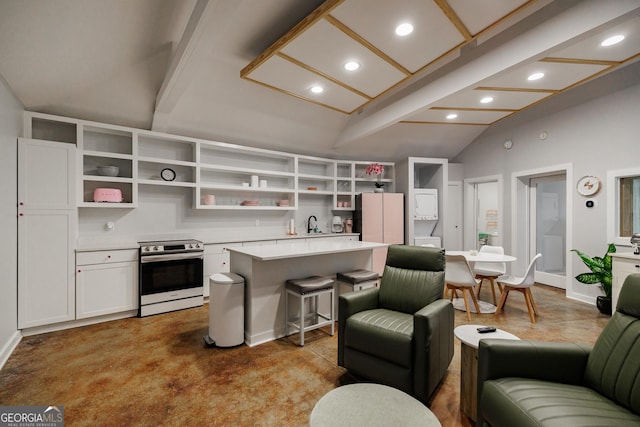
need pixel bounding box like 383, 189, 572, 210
0, 0, 639, 162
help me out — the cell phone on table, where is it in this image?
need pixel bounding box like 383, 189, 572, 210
477, 326, 496, 334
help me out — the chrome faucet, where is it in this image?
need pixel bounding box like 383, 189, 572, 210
307, 215, 317, 233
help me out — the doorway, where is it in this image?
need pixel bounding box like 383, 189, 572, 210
529, 174, 567, 289
512, 164, 573, 292
445, 181, 463, 250
464, 175, 502, 251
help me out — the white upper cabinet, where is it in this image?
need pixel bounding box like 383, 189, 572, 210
18, 138, 76, 210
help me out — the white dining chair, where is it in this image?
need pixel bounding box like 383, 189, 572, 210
495, 253, 542, 323
445, 254, 481, 321
474, 245, 506, 305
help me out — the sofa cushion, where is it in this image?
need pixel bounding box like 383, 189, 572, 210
584, 279, 640, 415
482, 377, 640, 427
344, 308, 413, 367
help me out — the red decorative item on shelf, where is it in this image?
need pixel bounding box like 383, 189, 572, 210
365, 163, 385, 188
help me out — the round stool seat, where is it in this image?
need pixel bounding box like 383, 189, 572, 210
286, 276, 334, 295
337, 269, 379, 285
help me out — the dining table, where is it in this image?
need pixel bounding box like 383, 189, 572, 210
445, 250, 517, 312
445, 250, 516, 264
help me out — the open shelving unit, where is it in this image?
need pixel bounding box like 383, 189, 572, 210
23, 112, 396, 212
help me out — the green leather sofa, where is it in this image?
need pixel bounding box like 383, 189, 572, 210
338, 245, 454, 403
477, 273, 640, 426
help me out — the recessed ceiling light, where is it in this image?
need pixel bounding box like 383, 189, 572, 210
395, 23, 414, 37
601, 35, 625, 46
310, 85, 324, 94
446, 113, 458, 120
480, 97, 494, 104
344, 61, 360, 71
528, 72, 544, 81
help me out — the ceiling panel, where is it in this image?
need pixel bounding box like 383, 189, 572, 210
280, 19, 407, 97
550, 14, 640, 62
479, 61, 611, 91
448, 0, 531, 35
330, 0, 465, 73
404, 108, 512, 124
434, 88, 553, 110
245, 55, 368, 113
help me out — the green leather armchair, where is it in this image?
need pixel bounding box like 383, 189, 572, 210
338, 245, 454, 403
477, 273, 640, 426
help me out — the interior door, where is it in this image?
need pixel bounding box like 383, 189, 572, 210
529, 174, 567, 288
445, 182, 463, 250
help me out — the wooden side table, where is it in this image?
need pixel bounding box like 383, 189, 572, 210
454, 325, 520, 421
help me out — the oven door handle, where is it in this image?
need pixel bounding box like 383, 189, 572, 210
140, 252, 204, 263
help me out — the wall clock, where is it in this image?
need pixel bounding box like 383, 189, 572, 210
161, 168, 176, 181
577, 175, 601, 196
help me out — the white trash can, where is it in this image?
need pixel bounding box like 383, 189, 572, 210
206, 272, 245, 347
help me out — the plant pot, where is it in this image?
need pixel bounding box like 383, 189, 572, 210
596, 296, 612, 316
374, 187, 384, 193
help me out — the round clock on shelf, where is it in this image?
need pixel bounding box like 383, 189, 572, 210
161, 167, 176, 181
577, 175, 601, 196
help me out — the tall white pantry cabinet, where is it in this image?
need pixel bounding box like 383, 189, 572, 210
17, 138, 77, 328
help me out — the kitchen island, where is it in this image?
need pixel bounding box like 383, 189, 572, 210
228, 240, 388, 346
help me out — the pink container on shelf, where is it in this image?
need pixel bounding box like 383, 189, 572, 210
93, 188, 123, 203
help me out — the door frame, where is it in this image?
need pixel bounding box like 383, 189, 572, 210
463, 174, 503, 252
511, 163, 574, 297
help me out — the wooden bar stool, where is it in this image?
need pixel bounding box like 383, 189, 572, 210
285, 276, 335, 346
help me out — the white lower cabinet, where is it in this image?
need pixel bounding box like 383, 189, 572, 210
203, 243, 242, 297
18, 210, 76, 328
612, 253, 640, 310
76, 249, 138, 319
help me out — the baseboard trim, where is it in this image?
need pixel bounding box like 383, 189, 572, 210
0, 331, 22, 370
21, 310, 137, 337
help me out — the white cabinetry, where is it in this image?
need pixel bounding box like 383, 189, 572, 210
611, 253, 640, 309
80, 125, 135, 207
203, 243, 242, 297
18, 138, 76, 328
137, 131, 197, 189
76, 250, 138, 318
24, 112, 397, 213
198, 142, 296, 210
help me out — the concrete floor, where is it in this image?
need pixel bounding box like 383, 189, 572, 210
0, 283, 608, 426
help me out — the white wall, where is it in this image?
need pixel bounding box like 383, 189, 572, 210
77, 186, 340, 243
454, 64, 640, 303
0, 75, 23, 365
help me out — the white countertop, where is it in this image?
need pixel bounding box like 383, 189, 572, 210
228, 240, 387, 261
611, 252, 640, 261
75, 232, 360, 252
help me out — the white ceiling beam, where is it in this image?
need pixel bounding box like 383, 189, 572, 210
152, 0, 240, 132
333, 0, 640, 148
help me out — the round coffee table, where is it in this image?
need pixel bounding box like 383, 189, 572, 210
454, 325, 520, 421
310, 383, 441, 427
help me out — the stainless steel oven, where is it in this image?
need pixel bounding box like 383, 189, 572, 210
138, 239, 204, 317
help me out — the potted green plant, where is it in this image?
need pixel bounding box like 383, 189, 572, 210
571, 243, 616, 315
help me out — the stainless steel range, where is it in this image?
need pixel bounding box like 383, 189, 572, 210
138, 239, 204, 317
